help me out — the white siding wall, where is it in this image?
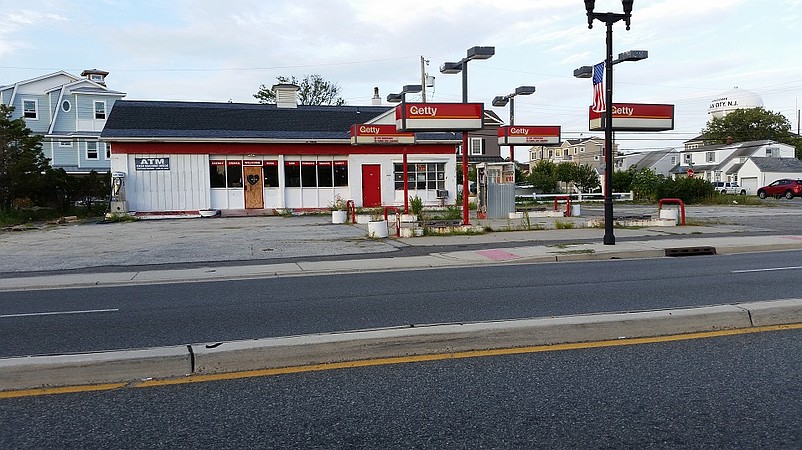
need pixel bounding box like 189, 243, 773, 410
117, 154, 210, 212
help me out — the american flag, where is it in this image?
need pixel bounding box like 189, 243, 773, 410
591, 62, 605, 113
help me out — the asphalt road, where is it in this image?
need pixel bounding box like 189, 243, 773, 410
2, 327, 799, 449
2, 250, 802, 357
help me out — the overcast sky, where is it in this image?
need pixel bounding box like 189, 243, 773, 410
2, 0, 801, 158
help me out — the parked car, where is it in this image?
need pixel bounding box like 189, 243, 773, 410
756, 179, 802, 199
712, 181, 746, 195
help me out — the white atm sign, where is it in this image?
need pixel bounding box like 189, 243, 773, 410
135, 157, 170, 170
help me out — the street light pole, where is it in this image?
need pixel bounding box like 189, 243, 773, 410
492, 86, 535, 163
441, 46, 495, 225
584, 0, 634, 246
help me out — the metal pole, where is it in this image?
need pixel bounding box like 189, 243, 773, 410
403, 149, 409, 214
603, 17, 615, 245
461, 61, 470, 225
509, 96, 515, 163
420, 56, 427, 103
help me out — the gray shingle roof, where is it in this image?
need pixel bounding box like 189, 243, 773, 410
101, 100, 458, 141
749, 157, 802, 173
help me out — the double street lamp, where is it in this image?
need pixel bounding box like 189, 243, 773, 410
387, 84, 423, 214
575, 0, 640, 245
492, 85, 536, 163
440, 46, 495, 225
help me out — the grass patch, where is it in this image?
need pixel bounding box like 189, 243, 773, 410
554, 220, 575, 229
552, 249, 595, 255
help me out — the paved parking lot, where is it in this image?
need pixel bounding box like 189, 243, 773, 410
2, 202, 802, 275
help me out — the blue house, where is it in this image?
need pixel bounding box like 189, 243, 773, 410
0, 69, 126, 174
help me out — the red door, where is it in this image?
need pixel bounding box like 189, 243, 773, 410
361, 164, 382, 207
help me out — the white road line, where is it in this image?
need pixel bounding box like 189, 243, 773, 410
0, 308, 119, 318
732, 266, 802, 274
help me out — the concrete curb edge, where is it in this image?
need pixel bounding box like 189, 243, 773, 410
1, 299, 800, 392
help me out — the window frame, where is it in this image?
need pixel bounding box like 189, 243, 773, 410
393, 161, 446, 191
85, 141, 99, 160
94, 101, 107, 120
22, 99, 38, 119
469, 137, 485, 155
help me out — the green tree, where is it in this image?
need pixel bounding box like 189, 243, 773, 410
630, 167, 663, 202
572, 164, 600, 193
0, 105, 50, 211
254, 74, 346, 106
612, 166, 637, 193
527, 160, 559, 193
701, 107, 801, 157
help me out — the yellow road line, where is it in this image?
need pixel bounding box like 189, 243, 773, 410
3, 323, 801, 398
0, 382, 126, 399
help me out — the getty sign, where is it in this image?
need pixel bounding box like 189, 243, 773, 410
589, 103, 674, 132
395, 103, 484, 132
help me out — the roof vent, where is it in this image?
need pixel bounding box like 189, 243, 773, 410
272, 83, 299, 108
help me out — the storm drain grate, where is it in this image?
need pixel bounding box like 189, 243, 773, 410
665, 246, 717, 257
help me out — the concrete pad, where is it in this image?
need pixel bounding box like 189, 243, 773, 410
738, 298, 802, 326
0, 346, 190, 391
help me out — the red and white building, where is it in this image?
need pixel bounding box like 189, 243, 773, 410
101, 85, 460, 214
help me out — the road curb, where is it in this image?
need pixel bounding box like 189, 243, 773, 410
1, 299, 800, 392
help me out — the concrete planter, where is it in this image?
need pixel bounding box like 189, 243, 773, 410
331, 210, 347, 224
367, 220, 389, 238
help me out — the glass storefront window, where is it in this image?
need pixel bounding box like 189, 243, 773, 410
226, 162, 242, 187
263, 162, 279, 187
210, 161, 226, 188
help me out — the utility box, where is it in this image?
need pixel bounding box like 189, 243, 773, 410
477, 162, 516, 219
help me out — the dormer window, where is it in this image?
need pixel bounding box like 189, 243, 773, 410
23, 99, 38, 119
94, 101, 106, 120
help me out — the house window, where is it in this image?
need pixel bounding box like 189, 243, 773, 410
90, 74, 104, 83
60, 140, 73, 147
594, 156, 600, 161
61, 100, 71, 112
23, 99, 38, 119
556, 149, 562, 157
393, 162, 446, 191
684, 154, 692, 164
104, 143, 110, 159
470, 137, 484, 155
94, 101, 106, 120
766, 147, 779, 157
706, 151, 715, 163
86, 142, 99, 160
580, 147, 585, 153
548, 150, 553, 158
670, 156, 676, 164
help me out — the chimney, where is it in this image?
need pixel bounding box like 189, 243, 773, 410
725, 135, 734, 145
371, 87, 381, 105
272, 83, 299, 108
81, 69, 109, 86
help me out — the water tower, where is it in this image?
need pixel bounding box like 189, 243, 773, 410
708, 87, 763, 119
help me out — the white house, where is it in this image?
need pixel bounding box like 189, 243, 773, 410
672, 140, 798, 190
